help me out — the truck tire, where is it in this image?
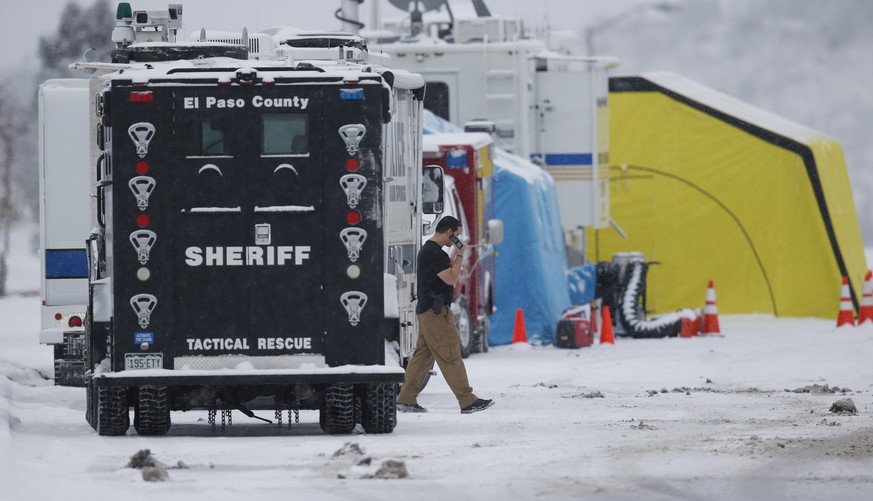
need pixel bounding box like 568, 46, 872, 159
84, 311, 96, 430
455, 300, 473, 358
96, 386, 129, 436
361, 383, 397, 434
85, 378, 97, 431
134, 386, 171, 436
319, 383, 355, 434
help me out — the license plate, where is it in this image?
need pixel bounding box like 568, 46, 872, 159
125, 353, 163, 370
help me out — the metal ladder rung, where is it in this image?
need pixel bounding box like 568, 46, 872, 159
486, 69, 515, 78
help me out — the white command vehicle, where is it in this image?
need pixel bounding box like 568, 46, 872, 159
44, 2, 446, 436
38, 78, 93, 386
362, 0, 617, 253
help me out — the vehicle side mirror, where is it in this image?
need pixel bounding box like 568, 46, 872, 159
486, 219, 504, 245
422, 219, 435, 236
422, 165, 445, 215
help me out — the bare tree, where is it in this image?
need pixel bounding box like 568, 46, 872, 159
0, 86, 16, 297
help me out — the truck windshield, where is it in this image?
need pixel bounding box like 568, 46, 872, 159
262, 114, 308, 155
182, 116, 235, 157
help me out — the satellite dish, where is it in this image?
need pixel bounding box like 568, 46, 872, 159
387, 0, 445, 13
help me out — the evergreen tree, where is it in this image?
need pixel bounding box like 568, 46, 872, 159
37, 0, 115, 81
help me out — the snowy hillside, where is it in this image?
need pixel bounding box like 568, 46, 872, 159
597, 0, 873, 242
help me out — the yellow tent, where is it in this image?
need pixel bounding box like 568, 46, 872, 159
588, 72, 866, 318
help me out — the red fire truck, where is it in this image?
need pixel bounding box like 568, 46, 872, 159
422, 132, 502, 357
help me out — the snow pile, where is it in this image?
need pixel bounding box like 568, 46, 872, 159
332, 442, 409, 480
127, 449, 170, 482
829, 398, 858, 415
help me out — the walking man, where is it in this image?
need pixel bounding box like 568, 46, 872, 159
397, 216, 493, 414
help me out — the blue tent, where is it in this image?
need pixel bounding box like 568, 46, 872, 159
423, 111, 571, 345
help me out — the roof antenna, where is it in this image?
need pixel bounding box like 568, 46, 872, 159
410, 1, 423, 37
82, 47, 95, 62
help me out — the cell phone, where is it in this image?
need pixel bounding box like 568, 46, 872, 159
449, 235, 464, 249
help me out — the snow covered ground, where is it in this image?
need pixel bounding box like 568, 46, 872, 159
2, 226, 873, 500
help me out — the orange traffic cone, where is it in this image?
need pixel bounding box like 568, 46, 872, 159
858, 271, 873, 325
680, 312, 698, 338
512, 309, 528, 343
836, 276, 856, 328
600, 306, 615, 344
702, 281, 721, 334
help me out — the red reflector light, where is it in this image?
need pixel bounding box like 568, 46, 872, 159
346, 158, 360, 172
135, 160, 150, 175
136, 213, 151, 228
54, 313, 63, 321
130, 91, 154, 103
346, 210, 362, 225
68, 316, 83, 328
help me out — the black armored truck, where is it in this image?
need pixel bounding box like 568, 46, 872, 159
80, 3, 438, 436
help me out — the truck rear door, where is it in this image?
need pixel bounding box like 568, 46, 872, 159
172, 86, 325, 364
111, 79, 385, 371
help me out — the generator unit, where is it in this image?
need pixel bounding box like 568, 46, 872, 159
76, 3, 432, 436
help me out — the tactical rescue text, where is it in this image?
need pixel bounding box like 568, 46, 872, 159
184, 337, 313, 351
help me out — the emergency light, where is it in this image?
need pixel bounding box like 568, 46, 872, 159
136, 213, 151, 228
346, 264, 362, 279
346, 210, 361, 225
137, 267, 151, 282
340, 88, 364, 100
129, 91, 154, 103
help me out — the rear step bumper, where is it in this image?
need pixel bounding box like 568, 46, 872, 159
90, 367, 405, 387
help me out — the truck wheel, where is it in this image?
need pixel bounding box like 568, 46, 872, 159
84, 312, 96, 430
85, 378, 97, 431
134, 386, 171, 436
455, 300, 473, 358
96, 386, 129, 436
361, 383, 397, 434
319, 383, 355, 434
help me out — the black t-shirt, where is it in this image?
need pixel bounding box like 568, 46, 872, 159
416, 240, 454, 314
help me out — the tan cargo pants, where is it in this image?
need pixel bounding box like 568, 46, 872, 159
397, 306, 479, 409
